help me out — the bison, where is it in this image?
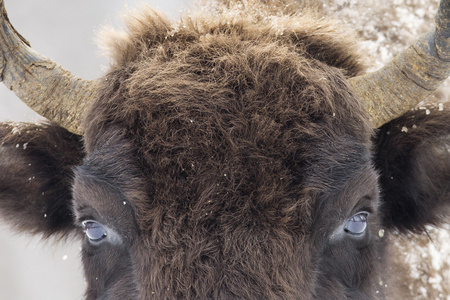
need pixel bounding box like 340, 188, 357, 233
0, 0, 449, 299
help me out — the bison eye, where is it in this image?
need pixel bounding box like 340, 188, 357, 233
82, 220, 107, 242
344, 212, 369, 235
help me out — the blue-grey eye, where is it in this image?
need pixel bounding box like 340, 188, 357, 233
82, 220, 107, 242
344, 212, 369, 235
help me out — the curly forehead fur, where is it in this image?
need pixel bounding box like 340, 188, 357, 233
84, 0, 373, 235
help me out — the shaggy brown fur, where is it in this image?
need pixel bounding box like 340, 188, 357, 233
0, 0, 449, 299
81, 4, 376, 298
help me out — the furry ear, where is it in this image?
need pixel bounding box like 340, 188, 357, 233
0, 123, 84, 237
374, 104, 450, 233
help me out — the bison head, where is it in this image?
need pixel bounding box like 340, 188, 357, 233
0, 0, 449, 299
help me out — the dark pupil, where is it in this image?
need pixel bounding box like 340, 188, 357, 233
344, 212, 368, 235
83, 221, 106, 241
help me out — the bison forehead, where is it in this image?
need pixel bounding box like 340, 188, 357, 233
79, 116, 372, 235
85, 67, 372, 230
82, 4, 374, 236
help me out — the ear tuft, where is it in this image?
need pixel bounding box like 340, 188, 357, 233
374, 105, 450, 233
0, 123, 84, 238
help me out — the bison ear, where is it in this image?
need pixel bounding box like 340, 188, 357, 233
0, 123, 84, 237
374, 104, 450, 233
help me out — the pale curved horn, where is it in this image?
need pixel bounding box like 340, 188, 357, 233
349, 0, 450, 128
0, 0, 98, 134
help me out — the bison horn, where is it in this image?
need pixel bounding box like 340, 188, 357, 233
349, 0, 450, 128
0, 0, 97, 134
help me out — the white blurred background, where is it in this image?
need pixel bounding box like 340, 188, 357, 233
0, 1, 188, 299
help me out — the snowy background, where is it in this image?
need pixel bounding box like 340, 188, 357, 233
0, 0, 448, 299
